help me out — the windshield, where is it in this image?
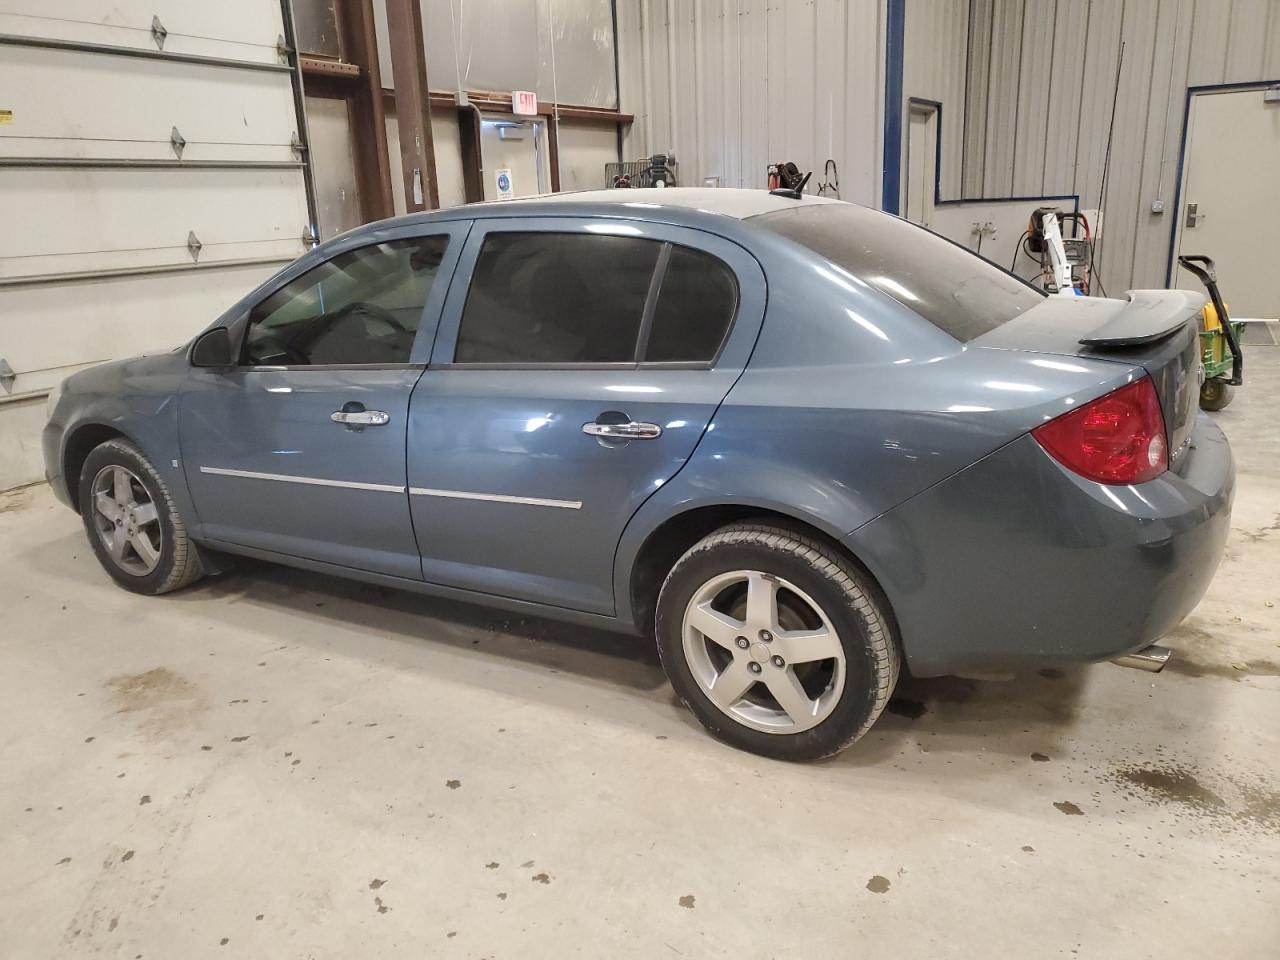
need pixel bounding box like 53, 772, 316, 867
752, 203, 1045, 342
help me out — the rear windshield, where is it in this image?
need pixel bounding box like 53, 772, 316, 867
752, 203, 1044, 342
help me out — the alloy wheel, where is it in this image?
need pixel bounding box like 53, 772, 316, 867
90, 465, 163, 576
681, 570, 845, 734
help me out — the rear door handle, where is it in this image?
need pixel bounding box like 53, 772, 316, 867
582, 420, 662, 440
331, 409, 390, 426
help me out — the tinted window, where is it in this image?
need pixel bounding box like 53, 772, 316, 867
752, 203, 1044, 341
242, 236, 447, 366
455, 232, 661, 364
644, 246, 738, 363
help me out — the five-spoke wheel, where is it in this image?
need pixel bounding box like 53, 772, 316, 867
90, 464, 163, 575
78, 438, 206, 594
657, 522, 899, 761
682, 570, 845, 733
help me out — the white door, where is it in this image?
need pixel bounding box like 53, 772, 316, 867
1173, 88, 1280, 318
480, 116, 550, 200
905, 104, 938, 227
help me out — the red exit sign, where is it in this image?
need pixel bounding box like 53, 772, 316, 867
513, 90, 538, 115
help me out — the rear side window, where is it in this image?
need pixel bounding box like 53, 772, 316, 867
752, 203, 1044, 341
644, 246, 738, 363
455, 232, 660, 364
242, 236, 447, 366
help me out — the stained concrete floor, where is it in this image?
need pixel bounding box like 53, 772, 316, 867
2, 350, 1278, 960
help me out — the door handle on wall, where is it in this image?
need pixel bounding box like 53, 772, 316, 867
1185, 202, 1203, 228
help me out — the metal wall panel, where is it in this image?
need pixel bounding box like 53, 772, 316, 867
961, 0, 992, 196
556, 118, 622, 190
904, 0, 966, 200
1040, 0, 1088, 195
907, 0, 1280, 290
619, 0, 885, 203
1010, 0, 1054, 196
981, 0, 1022, 196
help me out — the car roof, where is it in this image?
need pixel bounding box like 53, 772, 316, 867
355, 187, 842, 236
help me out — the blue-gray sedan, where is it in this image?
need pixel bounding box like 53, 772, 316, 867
43, 189, 1233, 760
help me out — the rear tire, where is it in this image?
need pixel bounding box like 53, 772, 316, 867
1199, 380, 1234, 411
78, 439, 205, 595
655, 522, 899, 761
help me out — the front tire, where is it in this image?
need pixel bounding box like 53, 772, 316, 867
655, 522, 899, 761
78, 439, 205, 595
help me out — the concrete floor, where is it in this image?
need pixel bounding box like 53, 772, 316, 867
2, 352, 1277, 960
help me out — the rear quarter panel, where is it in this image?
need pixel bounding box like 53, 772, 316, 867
612, 233, 1143, 629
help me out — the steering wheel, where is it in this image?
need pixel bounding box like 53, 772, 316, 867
334, 300, 407, 335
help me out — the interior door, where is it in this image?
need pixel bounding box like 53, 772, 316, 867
406, 218, 766, 614
1173, 87, 1280, 318
905, 103, 938, 227
179, 224, 466, 579
479, 115, 549, 199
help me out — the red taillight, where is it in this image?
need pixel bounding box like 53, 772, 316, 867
1032, 377, 1168, 485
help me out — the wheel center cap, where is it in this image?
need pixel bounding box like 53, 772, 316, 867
749, 641, 771, 664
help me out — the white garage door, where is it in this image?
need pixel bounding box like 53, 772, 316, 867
0, 1, 314, 487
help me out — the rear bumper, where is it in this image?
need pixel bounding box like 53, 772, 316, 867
845, 412, 1234, 677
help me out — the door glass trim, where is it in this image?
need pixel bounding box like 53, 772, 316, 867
425, 360, 717, 372
633, 242, 673, 362
227, 363, 427, 373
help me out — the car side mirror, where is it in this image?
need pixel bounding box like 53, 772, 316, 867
191, 327, 233, 368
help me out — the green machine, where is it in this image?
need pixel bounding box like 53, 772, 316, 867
1178, 255, 1244, 411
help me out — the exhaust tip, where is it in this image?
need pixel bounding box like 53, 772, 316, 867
1112, 644, 1172, 673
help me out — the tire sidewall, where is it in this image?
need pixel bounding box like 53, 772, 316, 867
79, 441, 183, 594
656, 535, 890, 761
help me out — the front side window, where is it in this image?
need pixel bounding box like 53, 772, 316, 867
752, 203, 1044, 342
242, 236, 448, 366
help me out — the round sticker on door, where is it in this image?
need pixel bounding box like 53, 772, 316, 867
495, 167, 514, 200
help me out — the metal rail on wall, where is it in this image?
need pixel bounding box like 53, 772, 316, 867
279, 0, 321, 249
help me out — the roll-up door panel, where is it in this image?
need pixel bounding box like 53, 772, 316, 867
0, 48, 298, 162
1, 168, 308, 279
0, 262, 285, 394
0, 1, 284, 62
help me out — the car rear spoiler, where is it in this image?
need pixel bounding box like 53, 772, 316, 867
1077, 289, 1205, 347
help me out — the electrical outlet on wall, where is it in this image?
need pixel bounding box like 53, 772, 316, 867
1151, 199, 1165, 214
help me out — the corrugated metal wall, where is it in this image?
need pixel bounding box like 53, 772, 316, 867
903, 0, 967, 200
617, 0, 886, 206
906, 0, 1280, 290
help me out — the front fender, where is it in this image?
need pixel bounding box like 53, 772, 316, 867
48, 353, 193, 523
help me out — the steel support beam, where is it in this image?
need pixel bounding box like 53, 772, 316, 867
383, 0, 440, 211
336, 0, 395, 221
279, 0, 321, 245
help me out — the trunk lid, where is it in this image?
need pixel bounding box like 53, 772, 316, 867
973, 290, 1204, 470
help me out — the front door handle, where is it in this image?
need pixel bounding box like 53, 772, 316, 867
331, 403, 390, 427
582, 420, 662, 440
